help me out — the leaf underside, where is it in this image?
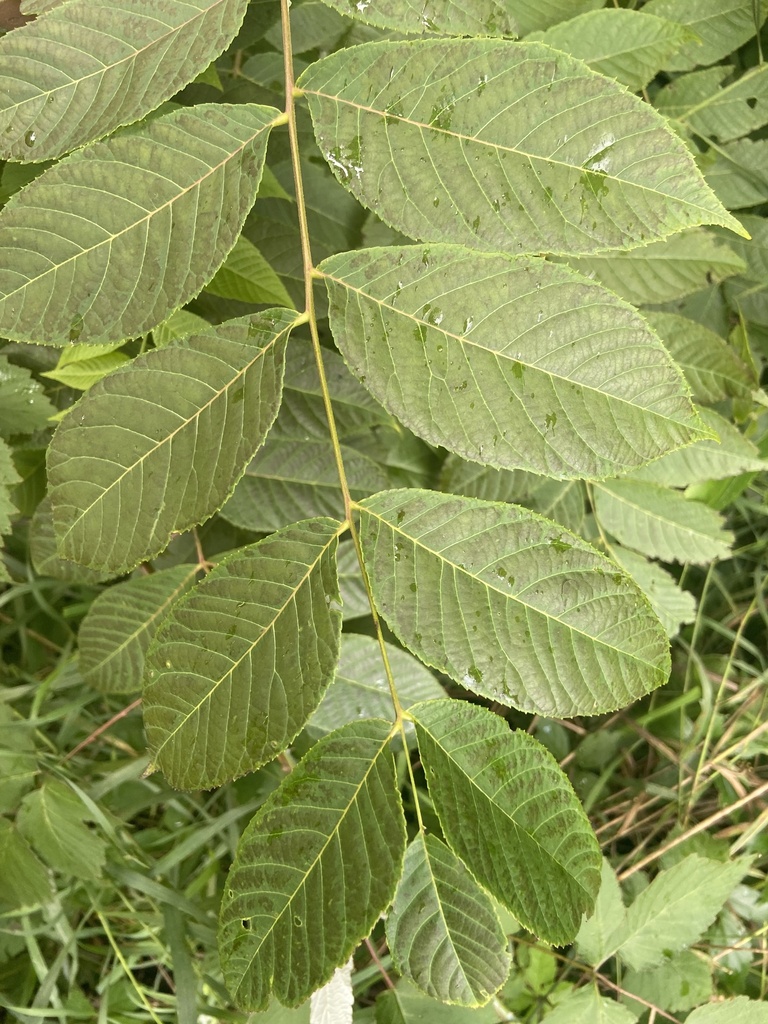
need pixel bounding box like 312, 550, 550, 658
360, 488, 670, 718
143, 517, 343, 790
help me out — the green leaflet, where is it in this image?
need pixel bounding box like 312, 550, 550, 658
575, 859, 627, 968
0, 817, 53, 910
703, 139, 768, 210
218, 719, 405, 1009
299, 40, 743, 257
47, 312, 293, 575
336, 539, 370, 620
608, 854, 750, 970
542, 986, 638, 1024
642, 0, 767, 73
646, 312, 754, 403
41, 344, 131, 392
386, 833, 510, 1006
29, 495, 113, 584
564, 229, 746, 305
533, 8, 693, 92
78, 565, 200, 693
593, 478, 734, 564
205, 235, 296, 308
0, 0, 250, 161
313, 0, 517, 36
359, 488, 670, 718
17, 778, 106, 880
307, 634, 444, 739
622, 950, 712, 1015
0, 356, 56, 438
143, 518, 343, 790
375, 979, 499, 1023
410, 699, 601, 944
0, 103, 280, 345
656, 64, 768, 144
686, 997, 768, 1023
320, 245, 706, 480
609, 546, 696, 640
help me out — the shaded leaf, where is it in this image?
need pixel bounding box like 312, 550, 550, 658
645, 311, 754, 403
703, 139, 768, 210
611, 854, 750, 970
565, 230, 745, 305
308, 633, 443, 739
0, 0, 250, 161
336, 539, 370, 620
152, 309, 212, 349
609, 547, 696, 640
411, 699, 601, 944
359, 488, 670, 718
299, 40, 742, 257
542, 987, 638, 1024
0, 438, 20, 580
593, 479, 734, 564
534, 9, 692, 92
622, 950, 712, 1015
0, 355, 56, 437
321, 245, 705, 480
375, 979, 498, 1024
266, 1, 351, 53
630, 408, 767, 487
143, 517, 343, 790
642, 0, 767, 72
0, 706, 37, 815
386, 833, 510, 1006
0, 103, 280, 345
575, 859, 627, 968
0, 817, 53, 910
723, 214, 768, 327
206, 235, 296, 308
79, 564, 199, 693
30, 495, 113, 583
48, 311, 293, 575
41, 343, 130, 391
218, 719, 405, 1009
17, 778, 106, 880
656, 64, 768, 144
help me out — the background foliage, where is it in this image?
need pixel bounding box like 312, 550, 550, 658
1, 0, 768, 1021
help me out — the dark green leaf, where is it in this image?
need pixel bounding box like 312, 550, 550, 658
143, 517, 343, 790
218, 719, 405, 1009
411, 699, 601, 944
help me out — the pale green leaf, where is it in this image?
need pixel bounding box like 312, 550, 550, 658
723, 214, 768, 327
686, 997, 768, 1023
0, 817, 53, 910
386, 833, 509, 1006
152, 309, 212, 349
30, 495, 113, 583
703, 139, 768, 210
0, 0, 250, 161
17, 778, 106, 880
205, 235, 296, 308
41, 344, 130, 391
218, 719, 406, 1010
375, 979, 498, 1024
299, 40, 742, 257
622, 950, 712, 1015
47, 311, 293, 575
535, 9, 692, 92
308, 634, 443, 739
360, 488, 670, 718
656, 65, 768, 144
611, 854, 750, 970
630, 408, 767, 487
609, 546, 696, 640
0, 707, 37, 815
411, 699, 601, 944
143, 517, 343, 790
321, 245, 705, 480
642, 0, 767, 72
564, 229, 745, 304
337, 540, 370, 620
593, 478, 735, 564
543, 987, 638, 1024
0, 103, 280, 345
314, 0, 516, 36
79, 564, 199, 693
644, 311, 754, 403
0, 356, 56, 437
575, 858, 627, 968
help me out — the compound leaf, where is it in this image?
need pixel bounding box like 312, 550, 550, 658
47, 311, 293, 575
143, 518, 343, 790
0, 0, 250, 161
359, 488, 671, 718
219, 719, 405, 1009
411, 699, 601, 944
79, 564, 200, 693
321, 245, 706, 480
387, 833, 509, 1006
299, 39, 743, 257
0, 103, 280, 345
593, 478, 734, 564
